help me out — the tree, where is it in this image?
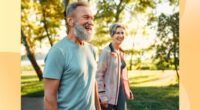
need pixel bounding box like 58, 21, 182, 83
155, 12, 179, 79
91, 0, 157, 70
21, 30, 43, 81
21, 0, 43, 81
38, 0, 65, 45
21, 0, 66, 80
91, 0, 155, 50
21, 0, 180, 80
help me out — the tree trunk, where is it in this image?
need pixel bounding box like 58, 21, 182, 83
21, 30, 43, 81
42, 8, 54, 47
174, 42, 179, 81
129, 50, 134, 70
129, 55, 133, 70
115, 0, 125, 22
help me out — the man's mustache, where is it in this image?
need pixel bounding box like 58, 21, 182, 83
83, 22, 93, 28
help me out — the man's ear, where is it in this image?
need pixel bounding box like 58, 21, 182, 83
67, 16, 74, 26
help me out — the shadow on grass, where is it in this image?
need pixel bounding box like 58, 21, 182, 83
129, 73, 176, 85
129, 77, 160, 85
127, 84, 179, 110
22, 90, 44, 97
21, 75, 44, 97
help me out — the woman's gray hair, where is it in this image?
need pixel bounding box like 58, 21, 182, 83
65, 1, 89, 17
109, 23, 126, 37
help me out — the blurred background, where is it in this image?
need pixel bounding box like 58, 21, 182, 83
21, 0, 179, 110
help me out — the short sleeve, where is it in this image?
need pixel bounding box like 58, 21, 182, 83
43, 47, 65, 80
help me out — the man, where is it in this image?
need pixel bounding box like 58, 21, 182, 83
43, 2, 101, 110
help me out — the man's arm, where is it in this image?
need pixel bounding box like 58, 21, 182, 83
44, 78, 60, 110
95, 82, 101, 110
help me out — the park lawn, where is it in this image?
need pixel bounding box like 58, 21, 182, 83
21, 74, 44, 97
21, 67, 178, 110
127, 70, 179, 110
21, 65, 44, 96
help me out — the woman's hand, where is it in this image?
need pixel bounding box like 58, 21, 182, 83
129, 90, 134, 100
101, 101, 108, 108
128, 90, 134, 100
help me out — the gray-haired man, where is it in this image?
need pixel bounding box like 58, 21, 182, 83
43, 1, 101, 110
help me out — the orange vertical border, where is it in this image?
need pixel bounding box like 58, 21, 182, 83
0, 0, 20, 110
180, 0, 200, 110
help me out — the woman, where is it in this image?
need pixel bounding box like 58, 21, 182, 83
96, 23, 134, 110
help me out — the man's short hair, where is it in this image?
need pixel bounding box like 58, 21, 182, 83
64, 2, 90, 33
64, 1, 89, 18
109, 23, 126, 37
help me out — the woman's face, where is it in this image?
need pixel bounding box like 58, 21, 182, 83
112, 27, 125, 45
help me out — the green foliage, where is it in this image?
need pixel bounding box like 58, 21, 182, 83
95, 0, 115, 22
134, 0, 156, 13
21, 0, 179, 71
92, 0, 130, 47
169, 0, 179, 6
155, 12, 179, 70
125, 44, 158, 70
92, 0, 179, 70
21, 0, 64, 48
92, 0, 156, 48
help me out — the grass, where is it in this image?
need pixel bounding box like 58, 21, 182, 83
21, 71, 44, 97
21, 66, 179, 110
127, 70, 179, 110
21, 65, 44, 97
127, 85, 178, 110
21, 65, 35, 71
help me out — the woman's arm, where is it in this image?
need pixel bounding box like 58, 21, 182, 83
121, 67, 134, 100
96, 49, 109, 104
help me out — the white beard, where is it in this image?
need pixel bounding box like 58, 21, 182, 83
73, 22, 92, 42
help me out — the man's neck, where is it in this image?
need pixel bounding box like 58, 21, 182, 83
67, 32, 84, 46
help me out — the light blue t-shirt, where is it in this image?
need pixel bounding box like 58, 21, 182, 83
43, 37, 97, 110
